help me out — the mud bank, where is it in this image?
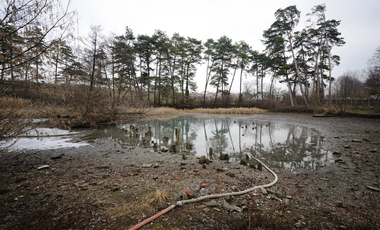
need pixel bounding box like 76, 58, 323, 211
1, 113, 379, 229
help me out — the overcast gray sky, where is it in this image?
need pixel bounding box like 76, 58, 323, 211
66, 0, 380, 93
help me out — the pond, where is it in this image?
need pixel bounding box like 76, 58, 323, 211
87, 114, 334, 170
4, 114, 334, 170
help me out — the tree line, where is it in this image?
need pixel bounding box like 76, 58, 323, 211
1, 1, 379, 113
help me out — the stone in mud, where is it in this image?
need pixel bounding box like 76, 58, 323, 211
260, 187, 268, 195
332, 151, 341, 156
223, 201, 242, 212
199, 156, 209, 164
257, 163, 263, 171
50, 154, 63, 160
226, 172, 235, 177
161, 147, 168, 152
366, 186, 380, 192
220, 153, 229, 160
37, 165, 50, 170
95, 165, 109, 169
170, 145, 177, 153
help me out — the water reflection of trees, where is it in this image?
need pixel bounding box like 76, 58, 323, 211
94, 115, 333, 170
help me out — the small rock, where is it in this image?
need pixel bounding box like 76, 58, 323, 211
213, 208, 221, 212
141, 164, 152, 168
223, 201, 242, 212
363, 138, 370, 142
180, 162, 187, 166
332, 151, 341, 156
110, 187, 120, 192
260, 187, 268, 195
199, 156, 209, 164
31, 191, 40, 196
270, 194, 281, 201
216, 168, 226, 172
37, 165, 50, 170
161, 147, 168, 152
352, 139, 362, 143
295, 221, 306, 228
202, 164, 207, 169
336, 201, 343, 207
153, 163, 159, 168
320, 177, 330, 181
95, 165, 109, 169
369, 149, 377, 153
205, 201, 219, 207
366, 186, 380, 192
344, 145, 351, 149
153, 175, 158, 180
226, 172, 235, 177
50, 155, 63, 160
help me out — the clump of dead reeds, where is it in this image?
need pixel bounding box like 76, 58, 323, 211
144, 107, 184, 116
147, 189, 170, 205
186, 107, 266, 114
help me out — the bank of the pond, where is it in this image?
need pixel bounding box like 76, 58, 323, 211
1, 113, 380, 229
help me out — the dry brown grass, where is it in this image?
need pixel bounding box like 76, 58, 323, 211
186, 107, 267, 114
144, 107, 184, 116
144, 107, 266, 116
147, 189, 170, 205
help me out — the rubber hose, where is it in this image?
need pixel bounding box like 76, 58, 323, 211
128, 204, 176, 230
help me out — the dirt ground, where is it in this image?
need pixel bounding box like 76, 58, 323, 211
1, 113, 380, 230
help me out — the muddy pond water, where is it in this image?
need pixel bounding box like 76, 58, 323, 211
5, 114, 334, 170
85, 114, 334, 170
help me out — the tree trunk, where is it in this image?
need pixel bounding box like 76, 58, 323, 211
288, 32, 308, 108
226, 65, 238, 106
324, 21, 333, 106
203, 58, 213, 106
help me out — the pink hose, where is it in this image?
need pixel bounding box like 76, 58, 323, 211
128, 204, 176, 230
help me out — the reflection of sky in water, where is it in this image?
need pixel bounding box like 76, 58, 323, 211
115, 115, 334, 170
2, 128, 88, 151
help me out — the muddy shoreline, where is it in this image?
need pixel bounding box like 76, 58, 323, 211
1, 113, 380, 229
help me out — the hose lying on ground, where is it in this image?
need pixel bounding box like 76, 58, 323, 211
128, 157, 278, 230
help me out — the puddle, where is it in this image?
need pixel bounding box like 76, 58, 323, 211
86, 114, 334, 170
